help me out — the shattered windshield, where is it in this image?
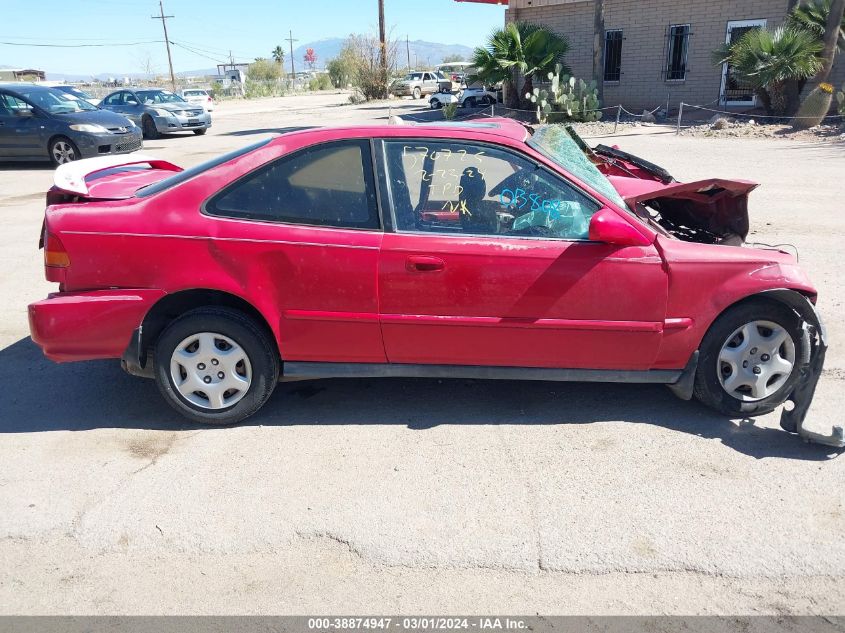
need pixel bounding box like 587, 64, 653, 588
527, 125, 627, 209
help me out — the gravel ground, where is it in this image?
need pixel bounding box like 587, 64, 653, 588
0, 94, 844, 615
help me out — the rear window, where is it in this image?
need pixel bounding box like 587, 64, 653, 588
136, 138, 272, 198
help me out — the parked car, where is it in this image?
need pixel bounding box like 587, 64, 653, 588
180, 88, 214, 112
392, 71, 451, 99
27, 120, 837, 447
52, 85, 101, 107
429, 86, 497, 109
0, 84, 141, 166
99, 87, 211, 139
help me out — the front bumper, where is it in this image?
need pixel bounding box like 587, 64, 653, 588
152, 111, 212, 133
28, 289, 165, 362
778, 295, 843, 447
75, 130, 143, 158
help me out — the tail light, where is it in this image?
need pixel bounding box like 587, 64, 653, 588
44, 230, 70, 268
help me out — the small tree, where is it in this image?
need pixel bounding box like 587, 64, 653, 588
304, 48, 318, 71
713, 26, 823, 115
248, 58, 282, 82
441, 53, 465, 63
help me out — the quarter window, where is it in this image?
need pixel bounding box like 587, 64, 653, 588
604, 30, 623, 82
206, 139, 380, 229
666, 25, 691, 81
384, 141, 600, 240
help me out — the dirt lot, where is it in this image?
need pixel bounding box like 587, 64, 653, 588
0, 93, 844, 615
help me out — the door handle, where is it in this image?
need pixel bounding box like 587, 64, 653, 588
406, 255, 445, 272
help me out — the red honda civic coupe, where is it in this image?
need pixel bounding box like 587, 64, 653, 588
27, 119, 838, 446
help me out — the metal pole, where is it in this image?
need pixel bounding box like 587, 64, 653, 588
676, 102, 684, 135
614, 104, 621, 133
287, 30, 297, 86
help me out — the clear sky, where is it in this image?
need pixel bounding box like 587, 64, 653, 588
1, 0, 505, 76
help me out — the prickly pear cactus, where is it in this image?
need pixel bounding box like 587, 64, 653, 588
527, 64, 602, 123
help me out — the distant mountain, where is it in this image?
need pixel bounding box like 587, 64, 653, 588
41, 38, 475, 80
290, 38, 475, 70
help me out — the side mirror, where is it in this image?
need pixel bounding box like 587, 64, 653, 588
588, 207, 652, 246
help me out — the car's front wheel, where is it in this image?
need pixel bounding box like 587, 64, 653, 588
193, 128, 207, 135
49, 137, 80, 166
430, 98, 442, 110
154, 307, 279, 424
694, 300, 809, 417
142, 115, 160, 140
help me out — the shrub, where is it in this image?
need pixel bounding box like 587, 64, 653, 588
248, 58, 282, 82
442, 102, 458, 120
309, 74, 333, 91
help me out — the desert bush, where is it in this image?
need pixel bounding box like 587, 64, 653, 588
443, 102, 458, 120
244, 79, 286, 99
309, 74, 333, 91
248, 58, 282, 82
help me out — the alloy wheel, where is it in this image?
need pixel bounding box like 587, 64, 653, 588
51, 141, 77, 164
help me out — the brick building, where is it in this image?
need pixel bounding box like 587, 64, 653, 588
458, 0, 845, 112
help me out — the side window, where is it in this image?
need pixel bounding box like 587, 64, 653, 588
124, 92, 139, 105
0, 93, 33, 115
384, 141, 600, 240
102, 92, 121, 106
206, 139, 380, 229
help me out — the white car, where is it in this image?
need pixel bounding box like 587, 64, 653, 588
429, 86, 497, 110
180, 88, 214, 112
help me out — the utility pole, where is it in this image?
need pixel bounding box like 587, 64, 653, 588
286, 30, 297, 80
378, 0, 387, 86
151, 0, 176, 91
406, 35, 411, 72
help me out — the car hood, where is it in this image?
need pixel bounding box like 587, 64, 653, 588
152, 102, 196, 112
57, 109, 135, 129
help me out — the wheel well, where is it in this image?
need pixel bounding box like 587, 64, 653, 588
139, 289, 278, 361
705, 289, 817, 337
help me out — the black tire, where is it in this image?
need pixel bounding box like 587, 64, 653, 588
430, 99, 442, 110
142, 115, 160, 140
193, 128, 207, 135
413, 87, 421, 100
48, 136, 81, 166
693, 299, 809, 417
153, 307, 279, 425
465, 97, 477, 109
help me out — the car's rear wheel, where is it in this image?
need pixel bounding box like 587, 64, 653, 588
154, 307, 279, 425
413, 87, 421, 99
464, 97, 477, 109
693, 300, 808, 417
49, 137, 80, 166
193, 128, 207, 135
142, 115, 160, 140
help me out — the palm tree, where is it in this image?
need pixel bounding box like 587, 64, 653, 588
788, 0, 845, 51
472, 21, 569, 109
593, 0, 605, 103
714, 26, 823, 115
272, 45, 285, 67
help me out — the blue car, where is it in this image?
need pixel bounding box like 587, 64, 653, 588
0, 84, 142, 166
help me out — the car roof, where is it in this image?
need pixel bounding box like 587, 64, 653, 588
272, 118, 530, 145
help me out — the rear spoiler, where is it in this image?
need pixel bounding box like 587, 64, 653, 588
53, 154, 182, 197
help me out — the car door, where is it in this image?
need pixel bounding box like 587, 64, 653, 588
422, 73, 436, 94
201, 138, 386, 363
0, 92, 42, 158
377, 138, 669, 369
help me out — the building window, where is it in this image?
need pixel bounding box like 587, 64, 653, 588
604, 30, 623, 82
666, 25, 691, 80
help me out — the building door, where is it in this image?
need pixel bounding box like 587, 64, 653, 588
720, 19, 767, 106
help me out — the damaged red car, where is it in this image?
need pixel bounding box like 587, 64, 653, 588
27, 119, 839, 446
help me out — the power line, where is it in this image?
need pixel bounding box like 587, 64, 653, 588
169, 40, 225, 64
0, 40, 162, 48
